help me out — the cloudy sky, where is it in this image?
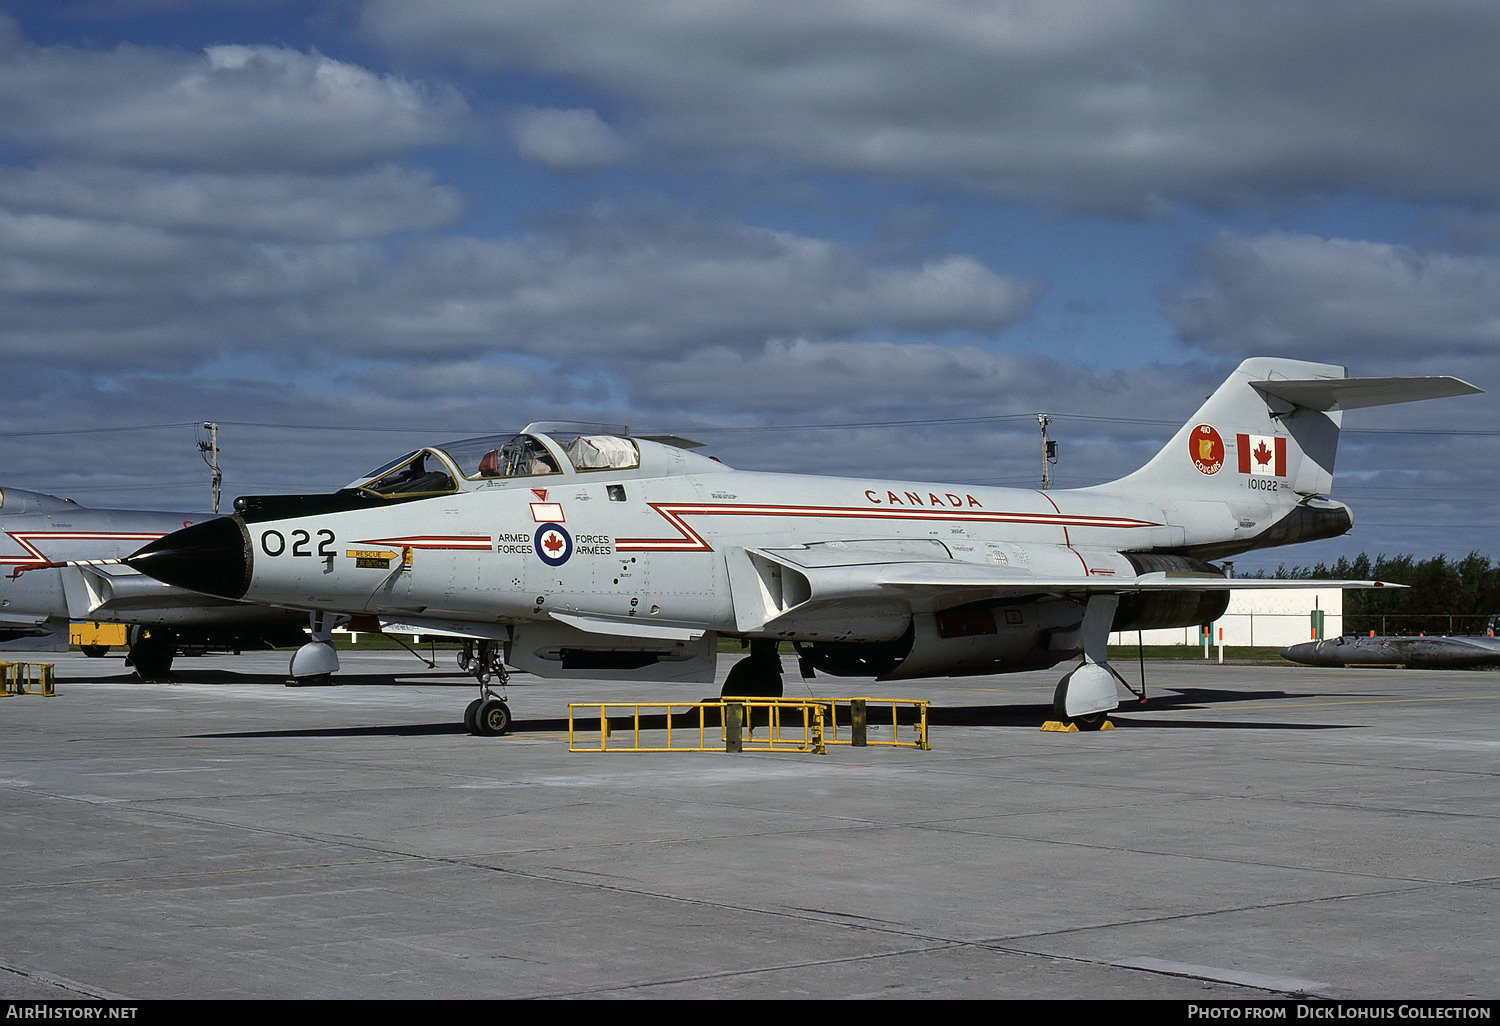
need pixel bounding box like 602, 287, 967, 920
2, 0, 1496, 574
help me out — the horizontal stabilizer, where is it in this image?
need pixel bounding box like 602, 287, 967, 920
1252, 374, 1481, 413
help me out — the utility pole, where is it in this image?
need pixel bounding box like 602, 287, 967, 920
1037, 414, 1057, 489
198, 422, 221, 513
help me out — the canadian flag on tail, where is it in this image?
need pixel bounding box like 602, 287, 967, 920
1237, 434, 1286, 476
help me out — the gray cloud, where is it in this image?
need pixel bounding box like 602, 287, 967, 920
0, 17, 1040, 388
508, 106, 627, 171
0, 26, 466, 172
290, 203, 1044, 358
1161, 231, 1500, 361
0, 163, 462, 241
361, 0, 1500, 214
623, 337, 1040, 419
0, 191, 1038, 374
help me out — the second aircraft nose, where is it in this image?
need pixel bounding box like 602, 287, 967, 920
125, 516, 252, 600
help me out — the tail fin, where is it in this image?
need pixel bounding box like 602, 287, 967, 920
1109, 357, 1479, 500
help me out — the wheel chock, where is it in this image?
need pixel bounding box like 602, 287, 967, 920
1041, 719, 1114, 732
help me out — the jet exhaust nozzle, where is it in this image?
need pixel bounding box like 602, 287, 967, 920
125, 516, 252, 600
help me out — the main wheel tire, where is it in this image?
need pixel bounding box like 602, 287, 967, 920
128, 629, 176, 681
1052, 675, 1109, 730
721, 656, 783, 698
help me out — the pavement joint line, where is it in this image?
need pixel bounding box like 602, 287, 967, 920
1203, 694, 1499, 710
0, 962, 130, 1001
985, 879, 1459, 948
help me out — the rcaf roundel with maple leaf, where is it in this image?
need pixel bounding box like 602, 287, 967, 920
533, 523, 573, 566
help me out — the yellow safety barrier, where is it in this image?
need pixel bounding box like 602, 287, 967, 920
567, 696, 929, 754
0, 662, 56, 697
821, 696, 931, 751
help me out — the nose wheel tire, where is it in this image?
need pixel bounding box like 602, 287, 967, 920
470, 697, 513, 736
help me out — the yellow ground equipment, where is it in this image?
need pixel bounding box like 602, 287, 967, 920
70, 622, 127, 654
1, 662, 56, 697
567, 696, 929, 754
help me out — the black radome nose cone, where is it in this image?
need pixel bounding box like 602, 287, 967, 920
125, 516, 251, 600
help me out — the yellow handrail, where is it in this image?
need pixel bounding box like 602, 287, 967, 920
0, 662, 56, 697
567, 696, 929, 753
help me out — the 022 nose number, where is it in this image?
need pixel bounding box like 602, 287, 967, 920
260, 528, 335, 558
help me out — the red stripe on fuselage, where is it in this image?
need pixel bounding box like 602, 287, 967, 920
614, 502, 1157, 553
1, 530, 164, 567
352, 535, 494, 550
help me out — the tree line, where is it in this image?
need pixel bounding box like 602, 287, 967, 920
1256, 552, 1500, 636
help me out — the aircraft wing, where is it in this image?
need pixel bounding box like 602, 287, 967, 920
877, 563, 1394, 593
728, 543, 1394, 633
378, 611, 707, 642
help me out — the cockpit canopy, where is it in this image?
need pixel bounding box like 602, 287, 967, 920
348, 428, 644, 500
230, 423, 718, 523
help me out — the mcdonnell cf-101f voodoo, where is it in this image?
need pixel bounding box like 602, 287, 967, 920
123, 358, 1479, 734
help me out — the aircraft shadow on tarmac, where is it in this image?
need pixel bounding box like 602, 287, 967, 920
81, 667, 476, 688
926, 687, 1353, 731
1073, 685, 1357, 730
181, 683, 1356, 740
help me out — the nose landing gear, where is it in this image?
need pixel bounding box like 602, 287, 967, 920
459, 639, 513, 736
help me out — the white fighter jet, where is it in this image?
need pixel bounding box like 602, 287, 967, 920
123, 358, 1479, 733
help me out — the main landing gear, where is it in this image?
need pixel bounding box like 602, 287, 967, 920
721, 638, 784, 698
1050, 593, 1135, 731
460, 639, 512, 737
1052, 663, 1126, 730
126, 626, 176, 681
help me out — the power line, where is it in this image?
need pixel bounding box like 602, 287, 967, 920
5, 415, 1498, 440
0, 421, 200, 438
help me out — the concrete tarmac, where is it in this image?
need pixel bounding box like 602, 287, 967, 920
1, 648, 1496, 1001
